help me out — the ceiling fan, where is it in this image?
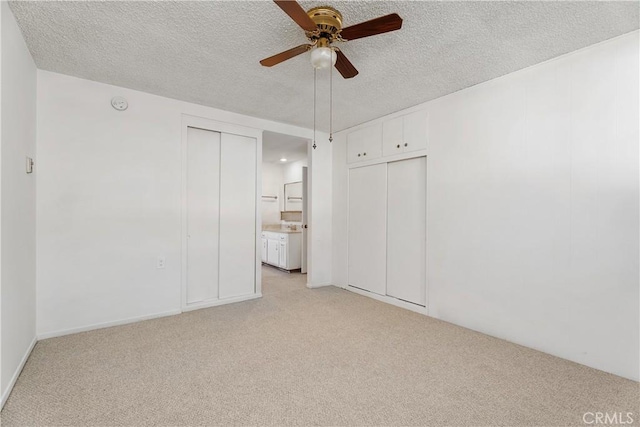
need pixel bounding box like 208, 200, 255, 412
260, 1, 403, 78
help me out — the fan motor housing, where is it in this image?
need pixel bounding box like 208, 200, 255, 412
307, 6, 343, 37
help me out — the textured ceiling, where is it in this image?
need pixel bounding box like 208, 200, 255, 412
9, 1, 639, 132
263, 131, 308, 164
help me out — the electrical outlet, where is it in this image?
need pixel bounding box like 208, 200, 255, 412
156, 256, 166, 269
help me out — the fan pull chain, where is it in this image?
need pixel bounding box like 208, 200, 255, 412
313, 68, 317, 150
329, 55, 333, 143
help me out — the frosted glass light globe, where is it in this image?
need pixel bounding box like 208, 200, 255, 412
310, 47, 337, 69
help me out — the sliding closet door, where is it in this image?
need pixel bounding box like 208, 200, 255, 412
186, 127, 221, 304
348, 163, 387, 295
219, 133, 257, 299
387, 157, 426, 306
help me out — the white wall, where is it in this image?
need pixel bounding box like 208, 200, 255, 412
1, 2, 4, 401
261, 162, 283, 225
37, 70, 332, 338
332, 32, 639, 381
331, 132, 348, 289
308, 136, 332, 287
1, 1, 37, 406
283, 159, 307, 184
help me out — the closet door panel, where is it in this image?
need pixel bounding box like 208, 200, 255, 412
387, 157, 426, 306
360, 123, 383, 160
403, 110, 428, 153
219, 133, 257, 299
186, 127, 221, 304
382, 116, 404, 157
348, 164, 387, 295
347, 129, 364, 164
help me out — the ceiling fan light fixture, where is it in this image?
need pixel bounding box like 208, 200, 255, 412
263, 1, 403, 148
310, 47, 336, 69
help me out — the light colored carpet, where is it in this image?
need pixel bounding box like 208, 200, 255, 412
1, 266, 638, 426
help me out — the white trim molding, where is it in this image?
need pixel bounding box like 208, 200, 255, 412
1, 336, 37, 410
306, 282, 333, 289
346, 285, 429, 316
37, 309, 181, 340
182, 293, 262, 312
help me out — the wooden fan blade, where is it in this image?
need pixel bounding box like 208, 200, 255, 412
340, 13, 403, 41
335, 50, 358, 79
260, 44, 312, 67
273, 0, 318, 32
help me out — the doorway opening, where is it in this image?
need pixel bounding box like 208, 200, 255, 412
260, 131, 310, 282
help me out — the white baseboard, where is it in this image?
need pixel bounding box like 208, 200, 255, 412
306, 282, 332, 289
182, 293, 262, 312
1, 336, 37, 410
37, 309, 182, 340
346, 285, 429, 316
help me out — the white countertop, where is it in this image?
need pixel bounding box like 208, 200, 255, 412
262, 225, 302, 234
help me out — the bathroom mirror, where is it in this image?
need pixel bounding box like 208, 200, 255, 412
284, 181, 303, 212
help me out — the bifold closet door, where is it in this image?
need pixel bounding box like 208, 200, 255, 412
186, 127, 221, 304
348, 163, 387, 295
219, 133, 257, 299
387, 157, 426, 306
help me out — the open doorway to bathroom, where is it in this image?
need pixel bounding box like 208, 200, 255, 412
261, 131, 310, 280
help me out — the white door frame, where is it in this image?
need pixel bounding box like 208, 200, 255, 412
301, 166, 308, 274
180, 114, 263, 311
